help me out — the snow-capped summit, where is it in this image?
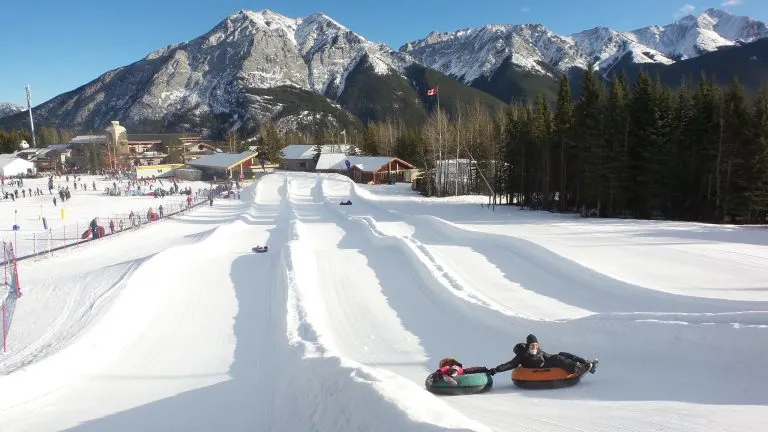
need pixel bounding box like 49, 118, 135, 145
14, 9, 414, 133
626, 8, 767, 60
0, 103, 25, 119
5, 7, 765, 134
403, 8, 766, 82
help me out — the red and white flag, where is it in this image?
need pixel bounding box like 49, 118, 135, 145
426, 87, 438, 96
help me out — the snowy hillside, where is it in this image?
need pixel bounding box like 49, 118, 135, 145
403, 8, 767, 82
0, 172, 766, 431
0, 103, 24, 119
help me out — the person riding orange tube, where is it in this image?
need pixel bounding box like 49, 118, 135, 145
489, 334, 596, 376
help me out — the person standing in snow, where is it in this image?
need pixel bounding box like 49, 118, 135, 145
109, 219, 115, 234
158, 205, 164, 218
90, 217, 99, 240
489, 334, 596, 376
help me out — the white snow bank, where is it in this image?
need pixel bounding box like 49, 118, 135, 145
356, 181, 768, 302
1, 172, 767, 431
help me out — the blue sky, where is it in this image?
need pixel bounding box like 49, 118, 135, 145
1, 0, 766, 106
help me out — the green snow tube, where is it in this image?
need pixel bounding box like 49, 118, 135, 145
425, 373, 493, 396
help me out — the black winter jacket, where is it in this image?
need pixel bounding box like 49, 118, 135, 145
494, 343, 552, 372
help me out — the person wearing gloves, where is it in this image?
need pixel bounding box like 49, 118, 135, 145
489, 334, 596, 376
430, 358, 493, 384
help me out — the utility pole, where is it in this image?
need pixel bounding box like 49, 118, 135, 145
25, 86, 37, 147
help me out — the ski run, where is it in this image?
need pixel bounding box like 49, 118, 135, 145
0, 171, 766, 431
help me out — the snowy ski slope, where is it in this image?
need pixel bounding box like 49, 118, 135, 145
0, 172, 766, 431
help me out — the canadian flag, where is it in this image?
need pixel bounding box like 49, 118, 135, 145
426, 87, 438, 96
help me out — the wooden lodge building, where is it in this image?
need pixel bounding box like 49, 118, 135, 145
314, 153, 416, 184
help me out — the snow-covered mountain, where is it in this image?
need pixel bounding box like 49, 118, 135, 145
402, 8, 767, 82
0, 103, 25, 119
2, 7, 765, 135
11, 10, 415, 134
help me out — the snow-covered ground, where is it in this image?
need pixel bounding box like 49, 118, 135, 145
0, 175, 215, 258
0, 171, 766, 431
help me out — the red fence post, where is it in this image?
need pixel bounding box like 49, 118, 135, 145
3, 241, 7, 286
2, 304, 6, 353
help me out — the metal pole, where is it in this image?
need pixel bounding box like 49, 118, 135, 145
25, 85, 37, 147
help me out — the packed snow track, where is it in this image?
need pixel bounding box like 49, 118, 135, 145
0, 172, 766, 432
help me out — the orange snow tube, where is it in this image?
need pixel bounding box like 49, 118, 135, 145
511, 367, 583, 389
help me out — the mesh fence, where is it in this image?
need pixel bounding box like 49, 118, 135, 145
2, 241, 20, 353
0, 194, 210, 263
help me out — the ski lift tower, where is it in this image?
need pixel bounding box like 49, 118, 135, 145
25, 85, 37, 147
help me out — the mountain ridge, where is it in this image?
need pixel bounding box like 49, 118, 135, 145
402, 7, 767, 84
0, 103, 25, 119
0, 8, 765, 136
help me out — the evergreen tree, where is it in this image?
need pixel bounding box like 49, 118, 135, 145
553, 75, 574, 212
627, 72, 658, 218
604, 74, 630, 216
749, 87, 768, 222
576, 68, 605, 215
668, 78, 695, 219
720, 78, 755, 221
166, 138, 185, 164
691, 75, 721, 220
651, 77, 675, 216
361, 125, 379, 155
257, 120, 284, 164
532, 95, 553, 209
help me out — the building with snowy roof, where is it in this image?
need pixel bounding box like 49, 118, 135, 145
315, 154, 416, 184
186, 151, 264, 180
0, 154, 35, 177
279, 144, 358, 171
68, 135, 109, 146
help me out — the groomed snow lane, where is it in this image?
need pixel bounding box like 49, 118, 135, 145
0, 172, 766, 432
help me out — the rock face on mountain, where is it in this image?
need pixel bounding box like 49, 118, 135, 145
7, 10, 416, 135
0, 103, 24, 119
1, 8, 764, 135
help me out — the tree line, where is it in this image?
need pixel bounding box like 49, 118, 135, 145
256, 70, 768, 224
492, 71, 768, 224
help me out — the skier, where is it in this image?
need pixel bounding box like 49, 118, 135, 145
489, 334, 597, 376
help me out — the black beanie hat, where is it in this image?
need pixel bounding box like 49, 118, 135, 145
526, 334, 538, 345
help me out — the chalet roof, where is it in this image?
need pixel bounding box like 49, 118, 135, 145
187, 151, 258, 169
127, 140, 163, 145
315, 154, 415, 172
281, 144, 357, 160
69, 135, 107, 145
0, 154, 35, 169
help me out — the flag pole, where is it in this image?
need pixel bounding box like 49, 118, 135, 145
436, 80, 442, 195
